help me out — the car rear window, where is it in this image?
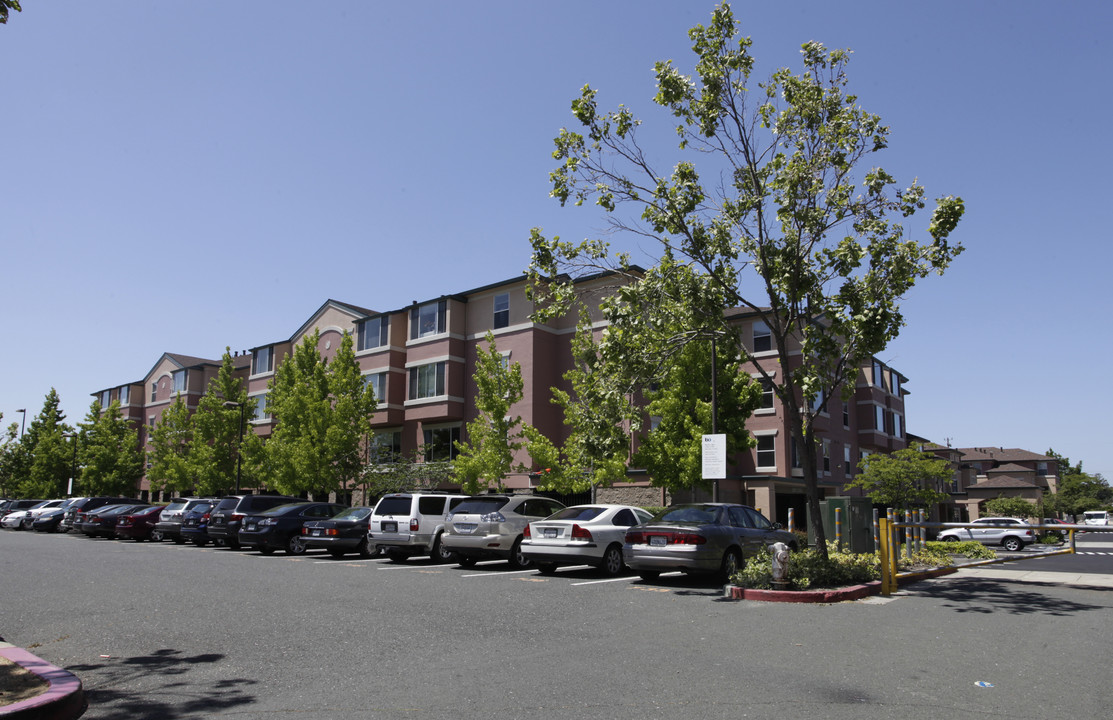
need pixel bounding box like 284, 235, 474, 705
332, 507, 372, 521
163, 501, 188, 512
375, 497, 414, 515
549, 506, 605, 522
452, 497, 509, 514
657, 505, 718, 524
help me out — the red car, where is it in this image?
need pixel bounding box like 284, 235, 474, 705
115, 505, 165, 541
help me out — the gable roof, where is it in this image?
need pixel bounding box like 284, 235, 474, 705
968, 475, 1039, 490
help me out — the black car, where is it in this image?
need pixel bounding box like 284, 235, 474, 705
32, 507, 69, 532
62, 496, 138, 533
78, 504, 151, 538
207, 495, 300, 550
301, 506, 377, 558
178, 501, 217, 546
238, 502, 346, 555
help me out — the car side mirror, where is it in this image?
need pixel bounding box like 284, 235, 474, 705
771, 522, 784, 530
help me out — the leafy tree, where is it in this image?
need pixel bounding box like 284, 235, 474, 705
983, 496, 1037, 520
846, 448, 950, 511
528, 3, 964, 557
360, 452, 455, 500
77, 400, 144, 497
0, 417, 20, 498
1045, 447, 1082, 477
191, 349, 257, 496
1045, 470, 1112, 518
146, 394, 196, 497
17, 388, 74, 498
453, 333, 527, 495
265, 331, 376, 498
1, 1, 21, 25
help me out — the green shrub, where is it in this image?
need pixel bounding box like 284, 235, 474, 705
925, 540, 994, 559
1036, 532, 1064, 544
732, 542, 880, 590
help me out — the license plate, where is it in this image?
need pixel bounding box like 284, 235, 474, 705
246, 524, 256, 532
543, 528, 557, 538
383, 522, 397, 533
649, 535, 667, 547
312, 529, 322, 536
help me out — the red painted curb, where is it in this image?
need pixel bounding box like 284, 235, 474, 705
0, 647, 86, 719
726, 567, 957, 603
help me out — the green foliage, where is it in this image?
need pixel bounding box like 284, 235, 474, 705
77, 400, 144, 497
17, 389, 74, 498
925, 540, 994, 559
0, 1, 21, 24
529, 2, 964, 559
846, 447, 951, 511
190, 349, 257, 496
0, 419, 18, 498
264, 331, 377, 498
146, 394, 196, 497
1044, 468, 1111, 518
733, 542, 880, 590
454, 333, 527, 495
983, 496, 1036, 520
360, 454, 455, 499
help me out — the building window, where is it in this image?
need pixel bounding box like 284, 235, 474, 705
822, 439, 831, 473
119, 386, 130, 406
493, 293, 510, 329
410, 300, 447, 340
875, 405, 886, 434
753, 320, 771, 353
253, 346, 273, 375
363, 372, 388, 404
893, 413, 902, 439
172, 370, 187, 393
842, 402, 849, 428
251, 394, 270, 422
358, 316, 389, 351
756, 435, 776, 469
148, 416, 156, 428
890, 372, 901, 396
409, 362, 446, 400
423, 425, 460, 462
99, 390, 111, 407
811, 389, 825, 414
759, 378, 775, 410
369, 429, 402, 463
791, 437, 801, 469
151, 383, 157, 402
872, 361, 889, 391
844, 445, 852, 477
1037, 461, 1048, 475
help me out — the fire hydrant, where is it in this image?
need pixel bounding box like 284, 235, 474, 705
770, 541, 790, 590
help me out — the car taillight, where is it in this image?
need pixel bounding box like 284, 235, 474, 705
625, 530, 644, 544
480, 512, 506, 523
202, 513, 210, 521
410, 518, 420, 532
571, 524, 593, 542
625, 530, 705, 545
523, 524, 532, 539
231, 513, 245, 523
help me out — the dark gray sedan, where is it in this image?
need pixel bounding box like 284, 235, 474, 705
623, 503, 797, 582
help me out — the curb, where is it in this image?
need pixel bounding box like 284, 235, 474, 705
725, 566, 958, 603
0, 643, 86, 720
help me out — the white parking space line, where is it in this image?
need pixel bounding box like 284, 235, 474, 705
375, 561, 460, 570
460, 569, 538, 578
312, 557, 388, 564
570, 576, 632, 586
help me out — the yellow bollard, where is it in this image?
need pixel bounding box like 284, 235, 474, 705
835, 507, 843, 550
879, 517, 891, 596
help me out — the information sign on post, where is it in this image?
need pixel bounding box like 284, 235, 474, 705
702, 434, 727, 480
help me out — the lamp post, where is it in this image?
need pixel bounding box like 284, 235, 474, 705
17, 408, 26, 437
222, 401, 245, 494
62, 433, 78, 497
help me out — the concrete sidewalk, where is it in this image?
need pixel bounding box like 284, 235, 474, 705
0, 642, 85, 719
949, 566, 1113, 588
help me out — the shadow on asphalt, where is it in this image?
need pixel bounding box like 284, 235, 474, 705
903, 577, 1113, 616
66, 648, 257, 719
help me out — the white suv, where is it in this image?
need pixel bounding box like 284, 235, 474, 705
368, 493, 469, 562
938, 517, 1035, 551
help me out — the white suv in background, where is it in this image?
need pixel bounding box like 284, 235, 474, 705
937, 517, 1035, 551
368, 493, 469, 562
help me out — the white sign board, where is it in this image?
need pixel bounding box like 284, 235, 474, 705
702, 434, 727, 480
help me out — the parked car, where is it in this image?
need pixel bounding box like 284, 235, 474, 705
180, 501, 217, 546
368, 492, 469, 562
302, 506, 376, 558
60, 497, 137, 533
31, 507, 70, 533
937, 517, 1035, 551
623, 503, 798, 582
238, 502, 346, 555
153, 497, 217, 543
18, 499, 68, 529
442, 494, 566, 568
1042, 517, 1070, 538
1082, 510, 1111, 526
78, 504, 151, 539
116, 505, 166, 541
207, 495, 300, 550
522, 504, 655, 576
1, 500, 49, 529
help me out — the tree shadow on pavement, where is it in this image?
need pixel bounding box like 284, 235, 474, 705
903, 577, 1112, 616
65, 648, 257, 719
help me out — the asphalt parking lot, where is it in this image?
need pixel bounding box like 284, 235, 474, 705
3, 530, 1112, 719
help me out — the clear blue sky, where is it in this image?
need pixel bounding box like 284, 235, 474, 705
2, 1, 1110, 479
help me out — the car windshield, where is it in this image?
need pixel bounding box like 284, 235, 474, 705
452, 497, 509, 514
655, 505, 719, 524
548, 506, 606, 522
374, 497, 413, 515
1083, 512, 1106, 519
333, 507, 372, 521
29, 501, 52, 510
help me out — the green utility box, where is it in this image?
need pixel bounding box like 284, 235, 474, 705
808, 497, 874, 553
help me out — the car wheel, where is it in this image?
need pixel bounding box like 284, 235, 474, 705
150, 530, 164, 543
328, 548, 346, 559
1002, 537, 1023, 552
431, 534, 456, 563
258, 546, 275, 555
638, 570, 660, 581
600, 544, 625, 577
720, 548, 742, 582
537, 563, 558, 575
508, 537, 532, 569
286, 535, 308, 555
386, 549, 409, 563
942, 535, 960, 542
457, 556, 477, 568
356, 538, 374, 559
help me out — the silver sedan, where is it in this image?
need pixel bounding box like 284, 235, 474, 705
522, 504, 654, 576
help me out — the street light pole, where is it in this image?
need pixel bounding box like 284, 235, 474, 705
223, 401, 245, 494
17, 409, 26, 438
62, 433, 77, 497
